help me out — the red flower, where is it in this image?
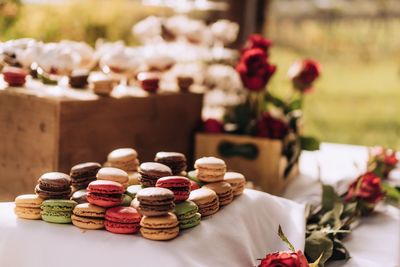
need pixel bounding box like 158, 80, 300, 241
256, 112, 288, 139
368, 147, 398, 178
242, 34, 272, 55
236, 48, 276, 92
288, 59, 321, 93
258, 250, 309, 267
203, 118, 224, 133
345, 172, 385, 208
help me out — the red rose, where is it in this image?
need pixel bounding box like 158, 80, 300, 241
288, 59, 321, 93
368, 147, 398, 178
236, 48, 276, 91
345, 172, 385, 208
242, 34, 272, 55
258, 250, 309, 267
256, 112, 288, 139
203, 118, 224, 133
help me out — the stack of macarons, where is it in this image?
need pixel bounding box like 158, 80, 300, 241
2, 66, 28, 87
14, 147, 246, 241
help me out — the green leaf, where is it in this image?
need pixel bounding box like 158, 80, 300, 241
382, 182, 400, 208
321, 185, 342, 212
319, 202, 344, 230
278, 225, 295, 252
287, 98, 302, 112
330, 238, 350, 261
265, 93, 286, 109
309, 254, 324, 267
342, 202, 358, 218
305, 231, 334, 266
300, 136, 320, 151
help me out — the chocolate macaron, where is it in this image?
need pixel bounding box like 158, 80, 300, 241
139, 162, 172, 187
87, 180, 124, 208
136, 187, 175, 216
156, 176, 191, 202
224, 172, 246, 196
70, 189, 88, 204
70, 162, 101, 190
155, 152, 187, 175
194, 157, 226, 183
35, 172, 72, 200
140, 212, 179, 241
203, 181, 234, 206
72, 203, 106, 230
189, 188, 219, 217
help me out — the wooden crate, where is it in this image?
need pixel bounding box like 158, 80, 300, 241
195, 133, 298, 195
0, 87, 203, 200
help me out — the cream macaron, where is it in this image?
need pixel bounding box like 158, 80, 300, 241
96, 167, 129, 189
194, 157, 226, 183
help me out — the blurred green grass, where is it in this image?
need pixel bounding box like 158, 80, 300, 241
269, 46, 400, 148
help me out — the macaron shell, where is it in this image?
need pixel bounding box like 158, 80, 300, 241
105, 206, 141, 224
179, 212, 201, 229
174, 200, 199, 220
96, 167, 129, 185
136, 187, 175, 205
105, 221, 140, 234
87, 180, 125, 194
71, 214, 104, 230
41, 199, 77, 212
41, 211, 73, 224
87, 192, 123, 208
140, 213, 179, 229
15, 194, 44, 208
37, 172, 71, 191
195, 169, 225, 183
14, 206, 42, 220
140, 226, 179, 241
137, 202, 175, 217
73, 203, 106, 218
35, 185, 72, 200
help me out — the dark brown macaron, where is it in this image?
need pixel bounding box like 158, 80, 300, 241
69, 70, 89, 89
70, 162, 101, 189
139, 162, 172, 187
136, 187, 175, 216
177, 76, 194, 92
137, 72, 160, 93
70, 189, 88, 204
35, 172, 72, 199
155, 152, 187, 175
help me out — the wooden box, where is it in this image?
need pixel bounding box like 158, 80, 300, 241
0, 87, 203, 200
195, 133, 299, 195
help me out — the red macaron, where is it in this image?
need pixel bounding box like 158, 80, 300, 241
87, 180, 124, 207
156, 176, 191, 202
2, 67, 28, 87
105, 206, 141, 234
190, 180, 200, 191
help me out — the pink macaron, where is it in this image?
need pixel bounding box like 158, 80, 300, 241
105, 206, 141, 234
156, 176, 191, 202
87, 180, 124, 207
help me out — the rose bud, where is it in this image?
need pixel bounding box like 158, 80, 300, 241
368, 146, 398, 178
258, 250, 309, 267
242, 34, 272, 55
203, 118, 224, 134
255, 112, 289, 140
288, 59, 321, 93
345, 172, 385, 215
236, 48, 276, 92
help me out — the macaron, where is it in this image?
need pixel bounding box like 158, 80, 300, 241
203, 181, 233, 206
154, 152, 187, 175
137, 72, 160, 93
187, 170, 204, 186
128, 172, 141, 186
71, 203, 106, 230
69, 70, 89, 89
156, 176, 191, 202
194, 157, 226, 183
224, 172, 246, 196
2, 66, 27, 87
140, 212, 179, 241
138, 162, 172, 187
41, 199, 77, 224
189, 180, 200, 191
105, 206, 141, 234
136, 187, 175, 216
96, 167, 129, 188
121, 194, 133, 206
35, 172, 72, 200
87, 180, 124, 207
188, 188, 219, 217
70, 162, 101, 189
174, 200, 201, 229
14, 194, 44, 220
70, 189, 88, 204
106, 148, 140, 172
126, 185, 143, 199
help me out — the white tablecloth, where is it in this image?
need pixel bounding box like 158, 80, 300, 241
0, 189, 305, 267
284, 143, 400, 267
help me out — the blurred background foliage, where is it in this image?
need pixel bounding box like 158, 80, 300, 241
0, 0, 399, 147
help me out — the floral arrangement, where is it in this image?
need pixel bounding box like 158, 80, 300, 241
203, 34, 322, 151
257, 146, 399, 266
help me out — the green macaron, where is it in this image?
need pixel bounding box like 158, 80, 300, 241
187, 170, 204, 186
121, 194, 133, 206
126, 185, 143, 199
41, 199, 77, 224
174, 200, 201, 229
